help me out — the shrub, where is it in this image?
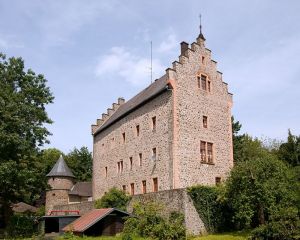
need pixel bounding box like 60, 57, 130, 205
6, 213, 38, 238
94, 187, 131, 211
122, 201, 186, 240
187, 185, 230, 233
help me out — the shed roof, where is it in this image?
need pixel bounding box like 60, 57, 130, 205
63, 208, 129, 233
46, 155, 74, 178
94, 74, 168, 136
69, 182, 92, 197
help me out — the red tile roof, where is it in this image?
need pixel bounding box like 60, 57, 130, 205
63, 208, 113, 233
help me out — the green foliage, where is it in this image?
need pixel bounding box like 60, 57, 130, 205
225, 145, 299, 229
277, 129, 300, 167
187, 185, 231, 233
122, 201, 186, 240
6, 213, 38, 238
65, 147, 92, 181
94, 187, 131, 211
250, 206, 300, 240
0, 53, 53, 227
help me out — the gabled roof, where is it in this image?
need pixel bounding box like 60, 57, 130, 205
46, 155, 75, 178
63, 208, 129, 233
11, 202, 37, 213
69, 182, 92, 197
94, 74, 168, 136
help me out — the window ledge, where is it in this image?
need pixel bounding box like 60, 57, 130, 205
201, 161, 215, 165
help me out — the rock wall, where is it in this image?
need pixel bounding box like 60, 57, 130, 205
128, 188, 206, 236
52, 201, 94, 215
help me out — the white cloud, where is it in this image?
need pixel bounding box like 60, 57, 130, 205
157, 33, 178, 53
95, 47, 165, 86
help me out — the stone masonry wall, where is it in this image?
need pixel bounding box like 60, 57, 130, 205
45, 177, 74, 213
52, 201, 94, 215
128, 188, 206, 236
93, 91, 173, 199
168, 37, 233, 188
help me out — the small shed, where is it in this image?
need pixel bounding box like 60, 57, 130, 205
63, 208, 129, 236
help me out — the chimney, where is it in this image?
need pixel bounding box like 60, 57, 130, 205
180, 42, 189, 56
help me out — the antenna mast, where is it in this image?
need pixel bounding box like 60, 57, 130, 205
150, 41, 153, 84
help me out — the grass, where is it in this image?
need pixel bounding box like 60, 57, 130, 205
194, 231, 250, 240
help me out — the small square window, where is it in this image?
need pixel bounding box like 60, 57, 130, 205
142, 180, 146, 194
203, 116, 208, 128
122, 185, 127, 192
153, 178, 158, 192
215, 177, 221, 185
122, 132, 126, 143
152, 148, 157, 161
152, 116, 156, 131
139, 153, 142, 166
130, 183, 135, 195
136, 125, 140, 137
129, 157, 133, 170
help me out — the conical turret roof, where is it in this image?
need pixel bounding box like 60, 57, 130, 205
46, 155, 75, 178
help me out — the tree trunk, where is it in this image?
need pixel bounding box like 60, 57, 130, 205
258, 204, 265, 225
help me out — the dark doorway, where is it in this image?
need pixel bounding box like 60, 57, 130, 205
45, 218, 59, 233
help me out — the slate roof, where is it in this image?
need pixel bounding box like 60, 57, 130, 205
69, 182, 92, 197
46, 155, 75, 178
94, 74, 168, 136
11, 202, 37, 213
63, 208, 129, 233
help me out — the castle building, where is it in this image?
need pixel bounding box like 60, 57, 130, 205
92, 30, 233, 200
45, 156, 92, 213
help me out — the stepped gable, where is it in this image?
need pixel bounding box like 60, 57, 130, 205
93, 74, 168, 136
46, 155, 74, 178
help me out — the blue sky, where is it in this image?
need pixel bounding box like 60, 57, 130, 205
1, 0, 299, 153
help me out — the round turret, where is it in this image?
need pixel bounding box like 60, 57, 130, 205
45, 155, 75, 214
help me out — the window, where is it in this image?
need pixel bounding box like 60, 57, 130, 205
142, 180, 146, 194
208, 81, 211, 92
201, 75, 207, 91
152, 116, 156, 131
200, 141, 214, 164
152, 148, 157, 161
202, 56, 205, 64
122, 185, 127, 192
215, 177, 221, 185
117, 161, 123, 174
207, 143, 213, 163
122, 132, 126, 143
153, 178, 158, 192
197, 76, 201, 88
105, 167, 108, 178
136, 125, 140, 137
200, 141, 206, 162
203, 116, 208, 128
130, 183, 135, 195
129, 157, 133, 170
139, 153, 142, 166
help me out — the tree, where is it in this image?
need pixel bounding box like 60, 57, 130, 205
94, 187, 131, 211
0, 53, 53, 226
65, 147, 92, 181
277, 129, 300, 167
225, 146, 299, 230
232, 116, 247, 162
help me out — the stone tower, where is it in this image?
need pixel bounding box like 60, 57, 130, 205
45, 155, 75, 214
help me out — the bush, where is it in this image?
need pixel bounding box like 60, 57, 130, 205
6, 213, 38, 238
187, 185, 231, 233
122, 201, 186, 240
94, 187, 131, 211
250, 207, 300, 240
